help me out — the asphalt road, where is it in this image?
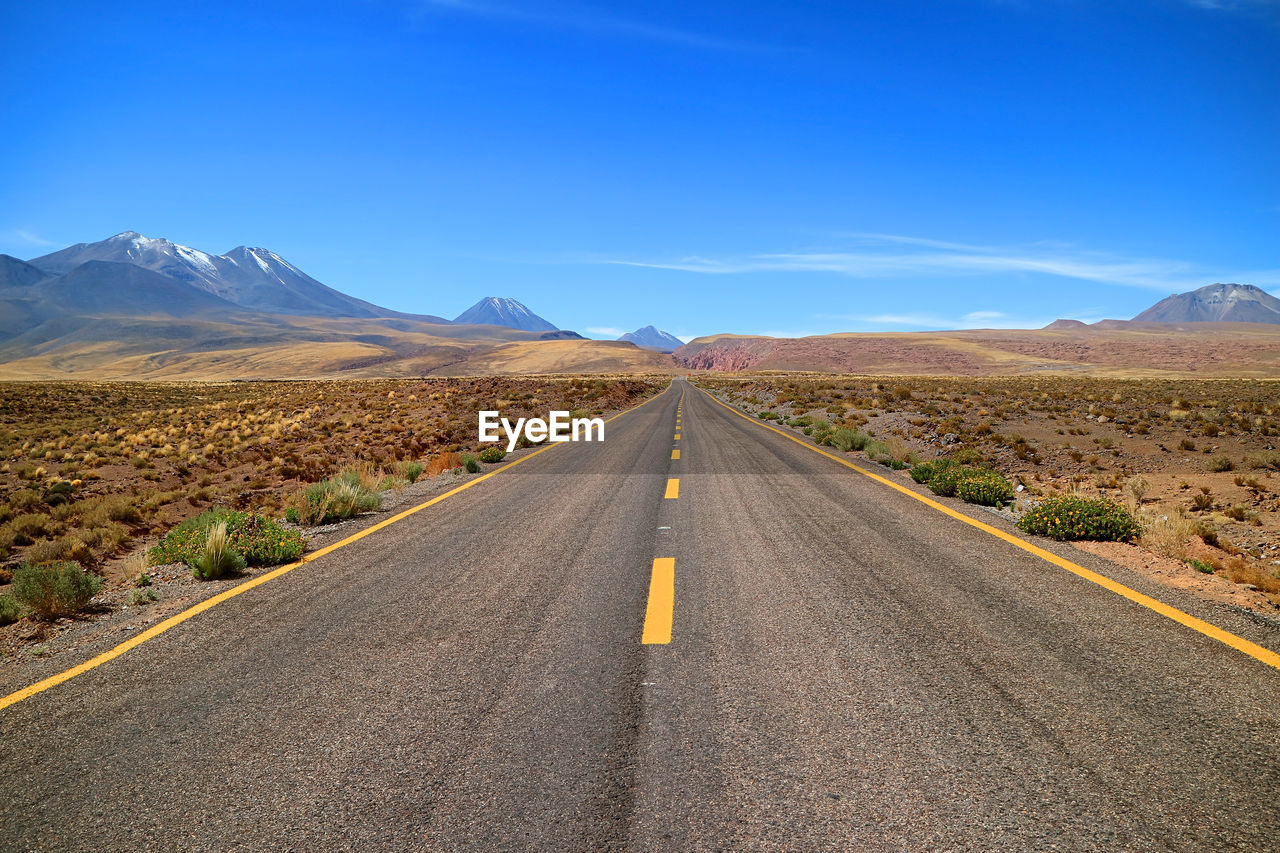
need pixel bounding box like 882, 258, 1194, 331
2, 378, 1279, 851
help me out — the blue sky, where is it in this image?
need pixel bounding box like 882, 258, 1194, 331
2, 1, 1277, 340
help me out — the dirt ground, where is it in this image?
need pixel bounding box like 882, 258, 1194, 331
0, 376, 664, 581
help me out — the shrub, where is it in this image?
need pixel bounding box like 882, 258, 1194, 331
0, 594, 22, 625
292, 474, 381, 525
190, 521, 246, 580
478, 446, 506, 464
1208, 456, 1235, 473
865, 441, 909, 469
150, 508, 305, 567
1017, 495, 1141, 542
11, 561, 102, 619
460, 453, 481, 474
955, 469, 1015, 506
1187, 558, 1216, 574
830, 428, 872, 453
397, 460, 425, 484
1245, 450, 1280, 470
80, 495, 142, 526
128, 587, 157, 605
927, 464, 964, 497
910, 459, 957, 485
24, 535, 92, 565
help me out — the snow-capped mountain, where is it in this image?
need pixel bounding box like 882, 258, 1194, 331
453, 297, 558, 332
27, 231, 436, 320
618, 325, 683, 352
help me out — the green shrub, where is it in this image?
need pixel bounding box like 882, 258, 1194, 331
11, 561, 102, 619
787, 415, 812, 427
910, 459, 957, 485
292, 475, 381, 525
478, 446, 506, 464
865, 441, 908, 469
1017, 495, 1141, 542
190, 521, 246, 580
150, 508, 305, 567
758, 411, 780, 420
927, 464, 964, 497
830, 428, 872, 452
0, 594, 22, 625
128, 587, 157, 605
461, 453, 481, 473
397, 460, 425, 484
955, 468, 1015, 506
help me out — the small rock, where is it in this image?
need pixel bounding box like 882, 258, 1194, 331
15, 622, 44, 642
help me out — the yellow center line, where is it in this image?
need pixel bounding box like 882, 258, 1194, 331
0, 383, 679, 714
697, 385, 1280, 673
642, 558, 675, 644
671, 449, 680, 460
664, 478, 680, 499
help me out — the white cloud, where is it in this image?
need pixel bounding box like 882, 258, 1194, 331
595, 232, 1269, 293
585, 326, 625, 337
4, 228, 56, 247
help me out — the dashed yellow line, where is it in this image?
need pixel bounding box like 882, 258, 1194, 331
642, 557, 676, 644
698, 386, 1280, 673
664, 478, 680, 499
0, 383, 677, 713
671, 449, 680, 460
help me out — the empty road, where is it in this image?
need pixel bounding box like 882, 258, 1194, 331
2, 379, 1279, 851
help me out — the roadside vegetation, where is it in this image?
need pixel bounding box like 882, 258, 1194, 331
702, 374, 1280, 605
0, 377, 665, 635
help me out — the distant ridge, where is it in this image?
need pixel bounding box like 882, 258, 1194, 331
1043, 319, 1088, 330
618, 325, 683, 352
1134, 283, 1280, 324
454, 297, 558, 332
28, 231, 447, 321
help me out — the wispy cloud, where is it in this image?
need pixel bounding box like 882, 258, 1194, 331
413, 0, 769, 51
585, 325, 625, 337
4, 228, 55, 247
823, 310, 1105, 331
595, 233, 1279, 293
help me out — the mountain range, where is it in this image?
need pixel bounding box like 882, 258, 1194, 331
4, 230, 1280, 379
0, 232, 671, 379
26, 232, 445, 321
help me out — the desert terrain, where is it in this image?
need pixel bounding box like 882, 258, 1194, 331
676, 323, 1280, 377
699, 373, 1280, 611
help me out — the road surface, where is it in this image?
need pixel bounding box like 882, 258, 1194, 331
2, 379, 1279, 851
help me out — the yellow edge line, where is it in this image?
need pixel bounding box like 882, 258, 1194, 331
642, 557, 675, 644
0, 382, 674, 713
698, 385, 1280, 672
